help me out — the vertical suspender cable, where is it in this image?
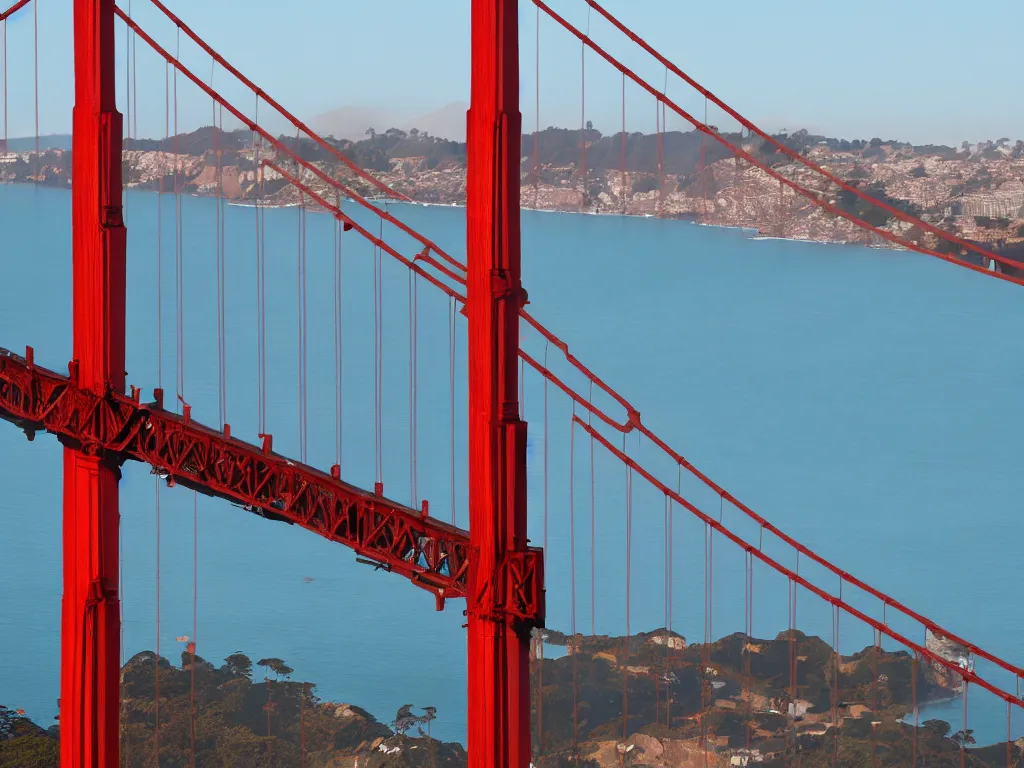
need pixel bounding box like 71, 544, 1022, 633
749, 552, 757, 753
543, 341, 549, 564
579, 38, 586, 211
300, 684, 307, 768
536, 3, 544, 208
174, 29, 184, 407
158, 59, 167, 388
449, 296, 456, 524
624, 450, 632, 752
296, 196, 303, 458
1006, 699, 1012, 768
260, 167, 266, 430
334, 215, 344, 470
124, 1, 130, 142
620, 72, 627, 214
1, 17, 6, 156
700, 96, 708, 214
792, 572, 801, 766
911, 651, 918, 768
668, 469, 676, 729
778, 179, 784, 237
380, 214, 385, 488
409, 269, 418, 505
32, 0, 37, 170
154, 65, 166, 760
589, 381, 595, 637
413, 272, 418, 504
703, 520, 711, 758
153, 479, 161, 767
961, 679, 968, 768
871, 624, 879, 768
661, 493, 669, 725
131, 3, 137, 141
834, 605, 841, 766
295, 128, 309, 462
374, 217, 385, 489
297, 191, 308, 462
253, 96, 264, 432
218, 104, 226, 423
541, 340, 550, 753
189, 492, 197, 768
655, 97, 663, 217
570, 407, 579, 759
212, 66, 226, 428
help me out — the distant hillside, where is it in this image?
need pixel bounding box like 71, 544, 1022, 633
3, 134, 71, 152
122, 123, 1011, 185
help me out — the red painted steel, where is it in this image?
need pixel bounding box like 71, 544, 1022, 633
65, 1, 125, 765
0, 347, 544, 620
466, 0, 539, 766
0, 0, 30, 21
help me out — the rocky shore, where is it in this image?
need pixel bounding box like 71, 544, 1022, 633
3, 626, 1021, 767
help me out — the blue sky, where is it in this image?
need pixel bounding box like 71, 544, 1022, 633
2, 0, 1020, 145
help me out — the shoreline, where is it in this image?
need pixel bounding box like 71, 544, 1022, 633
6, 180, 998, 258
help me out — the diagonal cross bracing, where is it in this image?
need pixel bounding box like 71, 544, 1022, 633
0, 346, 544, 624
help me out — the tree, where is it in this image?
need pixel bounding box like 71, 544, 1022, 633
922, 719, 951, 738
0, 706, 21, 740
409, 128, 419, 137
951, 728, 976, 747
223, 652, 253, 679
586, 120, 593, 132
256, 657, 294, 681
390, 704, 438, 737
365, 127, 376, 139
869, 137, 882, 148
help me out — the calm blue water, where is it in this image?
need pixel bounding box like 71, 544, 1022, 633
1, 184, 1022, 745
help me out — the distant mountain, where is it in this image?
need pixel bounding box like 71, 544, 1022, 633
308, 101, 468, 143
306, 106, 404, 143
401, 101, 468, 142
3, 134, 71, 151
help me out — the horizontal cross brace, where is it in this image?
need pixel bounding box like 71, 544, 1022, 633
0, 345, 544, 627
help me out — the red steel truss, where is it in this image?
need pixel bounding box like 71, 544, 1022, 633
0, 346, 544, 622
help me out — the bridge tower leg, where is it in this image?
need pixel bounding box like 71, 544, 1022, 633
466, 1, 531, 767
62, 1, 126, 767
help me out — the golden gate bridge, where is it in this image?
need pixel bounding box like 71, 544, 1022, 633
0, 1, 1022, 767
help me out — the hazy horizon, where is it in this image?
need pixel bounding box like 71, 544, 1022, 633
5, 108, 1019, 150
